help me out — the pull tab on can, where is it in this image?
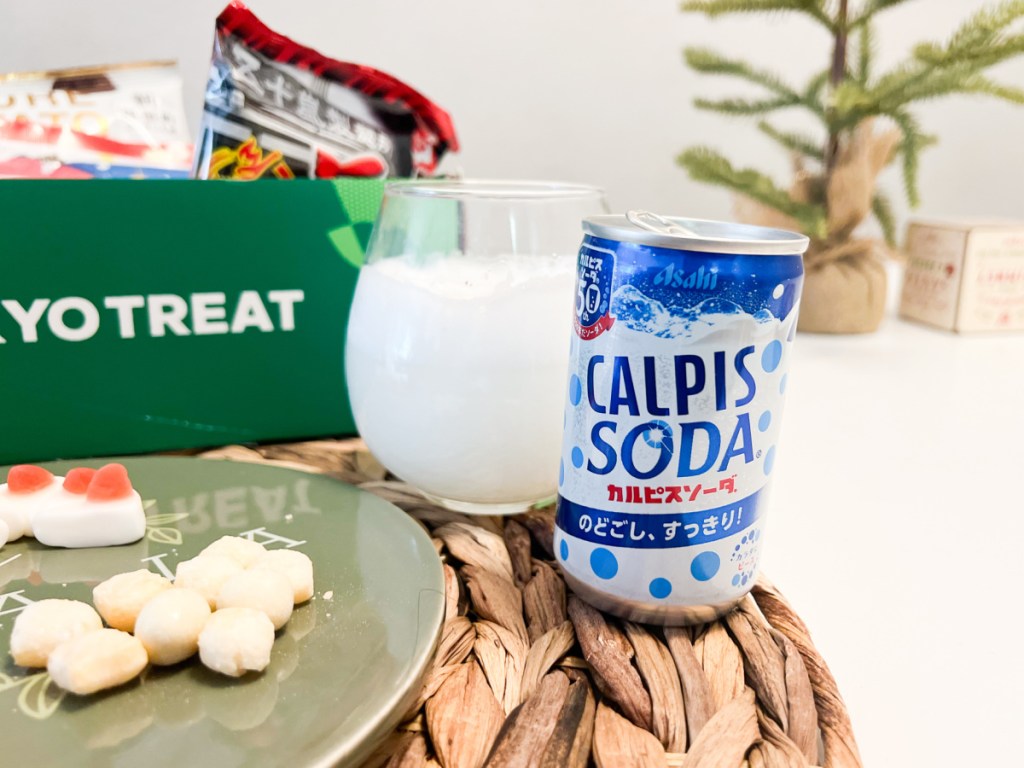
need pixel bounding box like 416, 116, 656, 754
626, 210, 700, 238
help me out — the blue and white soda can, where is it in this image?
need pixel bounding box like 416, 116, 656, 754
555, 212, 809, 625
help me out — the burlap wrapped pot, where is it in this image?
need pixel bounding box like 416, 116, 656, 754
735, 119, 900, 335
797, 239, 888, 334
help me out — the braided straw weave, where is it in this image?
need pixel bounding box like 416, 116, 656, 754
199, 439, 862, 768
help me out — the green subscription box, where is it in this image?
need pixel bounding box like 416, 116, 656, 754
0, 179, 384, 464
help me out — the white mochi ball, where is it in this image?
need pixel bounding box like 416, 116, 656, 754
9, 599, 103, 668
198, 607, 275, 677
174, 555, 244, 609
216, 569, 293, 630
199, 536, 267, 568
135, 588, 212, 665
48, 628, 148, 695
251, 549, 314, 604
93, 569, 173, 633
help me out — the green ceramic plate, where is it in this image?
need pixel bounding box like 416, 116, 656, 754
0, 457, 444, 767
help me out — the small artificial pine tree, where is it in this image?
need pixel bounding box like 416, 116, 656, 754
677, 1, 1024, 332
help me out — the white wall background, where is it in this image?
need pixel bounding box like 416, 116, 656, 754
4, 0, 1023, 235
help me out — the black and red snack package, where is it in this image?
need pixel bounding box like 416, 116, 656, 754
193, 2, 459, 180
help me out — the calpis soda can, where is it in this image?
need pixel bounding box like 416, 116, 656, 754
555, 212, 809, 624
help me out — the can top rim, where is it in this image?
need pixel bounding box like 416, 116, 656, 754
583, 214, 810, 255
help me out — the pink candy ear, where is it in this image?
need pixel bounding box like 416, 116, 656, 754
86, 463, 133, 501
64, 467, 98, 495
7, 465, 55, 493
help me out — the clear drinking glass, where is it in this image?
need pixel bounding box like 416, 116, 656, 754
345, 180, 608, 514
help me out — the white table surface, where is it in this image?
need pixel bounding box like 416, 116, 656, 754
761, 282, 1024, 766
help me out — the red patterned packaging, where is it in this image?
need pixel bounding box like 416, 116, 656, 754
194, 2, 459, 180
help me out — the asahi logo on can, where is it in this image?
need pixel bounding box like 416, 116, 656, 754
653, 263, 718, 290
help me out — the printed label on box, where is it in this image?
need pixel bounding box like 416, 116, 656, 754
900, 224, 968, 329
959, 230, 1024, 332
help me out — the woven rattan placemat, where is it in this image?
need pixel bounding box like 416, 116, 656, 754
198, 439, 861, 768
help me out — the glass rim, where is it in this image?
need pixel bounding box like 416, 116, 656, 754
383, 178, 606, 201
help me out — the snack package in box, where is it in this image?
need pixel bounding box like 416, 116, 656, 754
0, 61, 193, 179
194, 2, 459, 180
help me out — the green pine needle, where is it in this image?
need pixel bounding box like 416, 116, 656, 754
677, 147, 828, 238
849, 2, 1022, 114
960, 75, 1024, 103
856, 21, 874, 84
681, 0, 832, 28
872, 63, 1024, 113
915, 35, 1024, 69
875, 67, 960, 110
757, 121, 823, 159
694, 95, 802, 115
803, 69, 831, 118
685, 48, 802, 100
906, 2, 1024, 75
889, 110, 927, 207
830, 81, 877, 129
918, 0, 1024, 62
899, 131, 938, 156
871, 192, 898, 247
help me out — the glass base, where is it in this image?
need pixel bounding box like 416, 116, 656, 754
425, 495, 535, 516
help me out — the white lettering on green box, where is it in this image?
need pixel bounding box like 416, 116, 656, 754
0, 290, 305, 344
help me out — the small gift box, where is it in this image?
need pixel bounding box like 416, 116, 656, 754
900, 219, 1024, 333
